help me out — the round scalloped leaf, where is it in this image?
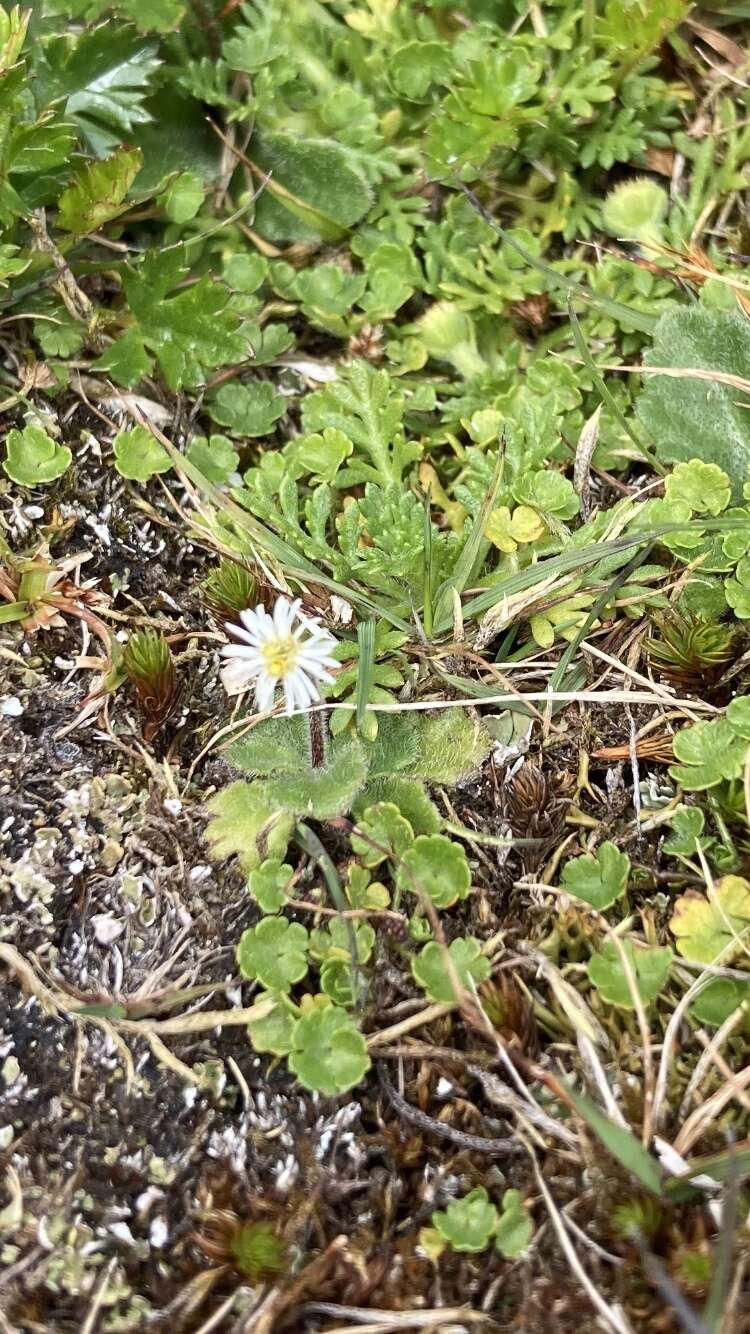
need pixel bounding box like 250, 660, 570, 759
320, 959, 356, 1006
397, 834, 471, 908
288, 999, 370, 1095
561, 842, 630, 910
246, 991, 298, 1055
309, 918, 375, 965
186, 434, 239, 485
432, 1187, 498, 1254
4, 425, 72, 486
237, 916, 309, 991
351, 802, 414, 869
353, 778, 440, 836
495, 1189, 534, 1259
412, 936, 489, 1004
670, 877, 750, 963
247, 859, 294, 914
665, 460, 731, 516
669, 718, 747, 791
113, 425, 171, 481
587, 941, 673, 1009
208, 381, 285, 437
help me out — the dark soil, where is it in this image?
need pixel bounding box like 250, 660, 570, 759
2, 469, 749, 1333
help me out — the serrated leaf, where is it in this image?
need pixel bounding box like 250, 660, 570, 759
353, 778, 440, 836
57, 145, 143, 235
93, 328, 152, 387
670, 877, 750, 964
3, 425, 71, 486
38, 30, 160, 157
204, 780, 295, 874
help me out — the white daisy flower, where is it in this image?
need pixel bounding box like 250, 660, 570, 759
220, 596, 338, 715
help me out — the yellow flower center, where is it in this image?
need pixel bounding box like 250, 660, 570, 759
261, 635, 300, 679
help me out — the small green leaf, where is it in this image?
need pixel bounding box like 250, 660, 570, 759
432, 1187, 498, 1254
247, 859, 294, 914
112, 425, 171, 481
208, 381, 285, 437
690, 979, 750, 1027
397, 834, 471, 909
345, 864, 390, 911
160, 169, 204, 222
237, 916, 309, 992
568, 1088, 663, 1195
57, 145, 143, 235
663, 807, 711, 858
3, 425, 71, 486
727, 696, 750, 740
93, 328, 151, 388
495, 1189, 533, 1259
288, 998, 370, 1095
351, 802, 414, 869
670, 877, 750, 963
353, 778, 440, 836
665, 460, 731, 516
587, 941, 673, 1009
412, 937, 490, 1004
320, 959, 356, 1006
224, 253, 268, 293
246, 991, 298, 1055
295, 262, 366, 316
561, 842, 630, 910
669, 718, 747, 791
186, 434, 239, 485
309, 918, 375, 965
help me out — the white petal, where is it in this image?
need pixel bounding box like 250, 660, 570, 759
299, 645, 338, 667
289, 669, 318, 709
239, 607, 264, 635
298, 659, 335, 684
225, 621, 261, 647
220, 645, 263, 665
254, 674, 277, 713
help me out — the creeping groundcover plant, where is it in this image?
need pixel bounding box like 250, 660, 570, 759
3, 0, 750, 1329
